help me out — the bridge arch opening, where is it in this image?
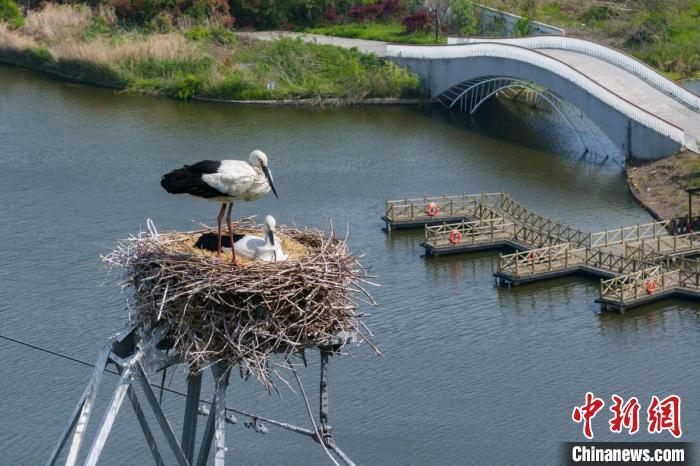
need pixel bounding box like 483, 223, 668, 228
436, 76, 618, 160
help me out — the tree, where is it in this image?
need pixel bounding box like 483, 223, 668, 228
448, 0, 478, 36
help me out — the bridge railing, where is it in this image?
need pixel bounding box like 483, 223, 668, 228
448, 36, 700, 112
386, 43, 686, 146
384, 193, 502, 222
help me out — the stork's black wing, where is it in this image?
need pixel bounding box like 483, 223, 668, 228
160, 160, 226, 198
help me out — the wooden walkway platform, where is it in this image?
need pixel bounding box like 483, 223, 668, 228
385, 192, 700, 312
382, 193, 501, 231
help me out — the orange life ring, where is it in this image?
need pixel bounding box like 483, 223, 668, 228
645, 279, 657, 295
424, 203, 440, 217
449, 230, 463, 245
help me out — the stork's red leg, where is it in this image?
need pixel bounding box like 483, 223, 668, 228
217, 203, 226, 257
226, 202, 238, 264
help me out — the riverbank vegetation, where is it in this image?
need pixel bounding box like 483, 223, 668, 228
304, 1, 447, 44
0, 3, 421, 101
306, 22, 445, 44
628, 151, 700, 219
304, 1, 483, 44
479, 0, 700, 80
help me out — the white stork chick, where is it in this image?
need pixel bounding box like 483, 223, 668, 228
160, 150, 278, 263
234, 215, 288, 262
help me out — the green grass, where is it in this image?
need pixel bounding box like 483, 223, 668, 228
202, 37, 423, 100
628, 6, 700, 80
305, 22, 447, 45
0, 13, 423, 102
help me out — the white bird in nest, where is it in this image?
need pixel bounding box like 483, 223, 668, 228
234, 215, 288, 262
160, 150, 278, 263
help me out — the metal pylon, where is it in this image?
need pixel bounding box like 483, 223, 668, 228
46, 326, 358, 465
46, 326, 232, 466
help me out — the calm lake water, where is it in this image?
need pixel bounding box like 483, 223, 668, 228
684, 79, 700, 94
1, 66, 699, 465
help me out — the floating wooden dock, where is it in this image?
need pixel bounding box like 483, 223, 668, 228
382, 194, 498, 231
384, 192, 700, 312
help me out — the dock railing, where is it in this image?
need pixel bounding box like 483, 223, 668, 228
498, 243, 587, 277
499, 246, 654, 281
624, 230, 700, 255
384, 193, 503, 222
496, 194, 590, 246
583, 248, 651, 274
424, 217, 515, 248
599, 266, 678, 304
588, 221, 671, 248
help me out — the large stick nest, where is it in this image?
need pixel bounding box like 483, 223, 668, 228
103, 219, 378, 389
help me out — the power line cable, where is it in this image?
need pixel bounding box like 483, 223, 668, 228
0, 332, 353, 464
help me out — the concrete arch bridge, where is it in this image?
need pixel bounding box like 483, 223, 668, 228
387, 37, 700, 160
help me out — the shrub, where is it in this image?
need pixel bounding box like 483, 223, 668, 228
402, 10, 432, 33
377, 0, 404, 19
178, 0, 231, 22
513, 15, 531, 36
171, 73, 201, 99
625, 11, 667, 46
184, 24, 209, 41
83, 13, 111, 40
114, 0, 233, 28
203, 70, 271, 99
349, 4, 382, 22
185, 25, 236, 45
228, 0, 292, 29
0, 0, 23, 29
580, 5, 613, 23
113, 0, 163, 26
323, 7, 339, 23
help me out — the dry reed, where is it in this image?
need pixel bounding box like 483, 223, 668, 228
0, 23, 38, 51
23, 4, 92, 42
50, 33, 197, 64
103, 221, 379, 389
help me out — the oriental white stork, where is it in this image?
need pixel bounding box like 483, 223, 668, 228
234, 215, 288, 262
160, 150, 278, 263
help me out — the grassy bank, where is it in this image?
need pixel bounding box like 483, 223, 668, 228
627, 151, 700, 220
479, 0, 700, 80
305, 22, 446, 44
0, 4, 422, 101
